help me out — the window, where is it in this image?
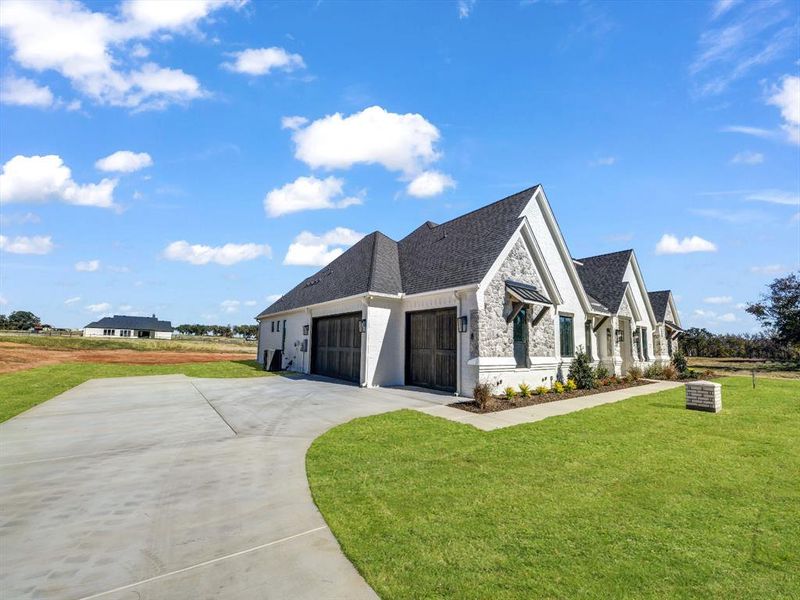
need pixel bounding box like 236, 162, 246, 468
642, 327, 649, 361
513, 306, 528, 368
667, 333, 673, 357
559, 315, 574, 358
120, 329, 131, 337
276, 321, 281, 332
584, 320, 592, 358
635, 327, 643, 361
271, 321, 274, 332
606, 328, 613, 355
103, 329, 115, 336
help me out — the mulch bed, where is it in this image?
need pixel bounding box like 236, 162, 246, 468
450, 379, 654, 414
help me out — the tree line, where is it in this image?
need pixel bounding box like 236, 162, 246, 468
0, 311, 42, 330
175, 324, 258, 338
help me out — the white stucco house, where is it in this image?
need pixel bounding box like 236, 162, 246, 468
256, 185, 681, 395
84, 315, 174, 339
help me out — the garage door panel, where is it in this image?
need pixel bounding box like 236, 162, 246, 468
406, 308, 456, 392
312, 313, 361, 383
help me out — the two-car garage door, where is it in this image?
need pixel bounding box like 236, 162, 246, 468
311, 312, 361, 383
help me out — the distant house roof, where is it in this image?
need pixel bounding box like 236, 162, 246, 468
84, 315, 173, 332
648, 290, 672, 323
258, 186, 539, 317
574, 249, 633, 313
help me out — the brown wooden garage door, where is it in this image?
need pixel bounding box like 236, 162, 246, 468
406, 308, 457, 392
311, 312, 362, 383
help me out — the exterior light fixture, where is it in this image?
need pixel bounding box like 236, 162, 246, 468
303, 324, 309, 335
458, 315, 468, 333
615, 329, 624, 343
358, 318, 367, 333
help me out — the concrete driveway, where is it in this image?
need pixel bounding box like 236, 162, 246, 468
0, 374, 453, 599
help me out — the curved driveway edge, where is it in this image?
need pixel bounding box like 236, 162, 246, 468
0, 374, 453, 599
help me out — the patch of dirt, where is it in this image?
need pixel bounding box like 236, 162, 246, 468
451, 380, 653, 414
0, 342, 256, 374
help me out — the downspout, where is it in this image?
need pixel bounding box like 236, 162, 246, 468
455, 290, 462, 396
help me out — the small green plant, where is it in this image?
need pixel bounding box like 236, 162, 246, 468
565, 379, 577, 391
644, 362, 664, 379
671, 349, 688, 373
568, 350, 596, 389
473, 382, 494, 410
504, 386, 516, 401
517, 382, 531, 398
626, 366, 643, 383
594, 363, 609, 380
535, 385, 549, 395
552, 381, 565, 394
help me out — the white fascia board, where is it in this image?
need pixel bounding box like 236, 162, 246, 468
401, 284, 478, 300
255, 292, 367, 320
533, 186, 594, 314
623, 284, 643, 322
667, 292, 682, 328
628, 251, 658, 327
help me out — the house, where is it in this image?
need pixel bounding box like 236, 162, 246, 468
256, 185, 681, 395
83, 314, 174, 339
648, 290, 684, 360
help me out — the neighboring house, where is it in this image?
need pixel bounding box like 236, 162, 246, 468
256, 185, 681, 395
648, 290, 684, 361
83, 315, 174, 339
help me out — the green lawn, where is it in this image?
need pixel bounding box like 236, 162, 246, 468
0, 360, 272, 423
307, 377, 800, 599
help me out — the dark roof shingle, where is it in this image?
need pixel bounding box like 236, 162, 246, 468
258, 186, 539, 316
85, 315, 173, 331
648, 290, 671, 323
574, 249, 633, 313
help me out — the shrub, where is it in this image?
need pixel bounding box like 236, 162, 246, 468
662, 364, 677, 380
552, 381, 565, 394
568, 351, 596, 389
626, 366, 643, 382
565, 379, 577, 391
504, 386, 516, 401
473, 382, 494, 410
671, 349, 688, 373
644, 362, 664, 379
535, 385, 549, 395
594, 363, 609, 380
518, 382, 531, 398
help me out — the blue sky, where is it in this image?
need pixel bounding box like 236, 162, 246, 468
0, 0, 798, 332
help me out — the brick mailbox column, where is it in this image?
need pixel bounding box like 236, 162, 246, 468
685, 381, 722, 413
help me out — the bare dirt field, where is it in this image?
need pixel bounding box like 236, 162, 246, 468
0, 342, 257, 374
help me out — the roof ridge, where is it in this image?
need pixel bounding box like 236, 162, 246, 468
577, 248, 633, 261
424, 184, 539, 231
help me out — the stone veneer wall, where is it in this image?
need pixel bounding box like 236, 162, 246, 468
685, 381, 721, 412
617, 294, 633, 319
476, 238, 555, 358
652, 325, 667, 358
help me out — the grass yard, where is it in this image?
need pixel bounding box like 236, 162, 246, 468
0, 360, 272, 423
307, 377, 800, 599
0, 333, 256, 353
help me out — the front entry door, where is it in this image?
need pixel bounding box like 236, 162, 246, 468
406, 308, 457, 392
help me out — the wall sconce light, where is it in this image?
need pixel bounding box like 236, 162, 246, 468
358, 318, 367, 333
458, 315, 468, 333
615, 329, 624, 343
303, 324, 309, 336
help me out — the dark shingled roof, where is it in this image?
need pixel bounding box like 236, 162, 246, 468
85, 315, 173, 332
574, 249, 633, 313
648, 290, 671, 323
258, 186, 538, 317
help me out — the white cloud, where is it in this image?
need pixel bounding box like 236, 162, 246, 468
718, 312, 737, 322
265, 293, 282, 303
75, 259, 100, 272
767, 75, 800, 144
220, 299, 240, 313
730, 150, 763, 165
704, 296, 732, 304
290, 106, 442, 175
163, 240, 272, 265
0, 75, 54, 107
0, 234, 54, 254
655, 234, 717, 255
118, 304, 133, 311
589, 156, 617, 167
244, 299, 257, 306
281, 115, 309, 130
745, 190, 800, 206
0, 294, 7, 306
711, 0, 739, 19
223, 47, 305, 75
95, 150, 153, 172
284, 227, 365, 267
720, 125, 777, 139
0, 0, 241, 110
86, 302, 111, 313
458, 0, 476, 19
750, 264, 784, 274
64, 296, 81, 304
692, 308, 737, 324
264, 175, 363, 217
0, 211, 40, 226
0, 154, 117, 208
406, 170, 456, 198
